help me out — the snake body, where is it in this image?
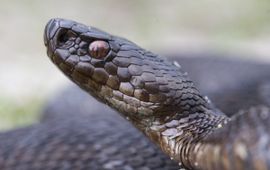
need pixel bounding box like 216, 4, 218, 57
0, 108, 180, 170
0, 18, 269, 170
44, 18, 270, 170
40, 55, 270, 170
1, 55, 252, 170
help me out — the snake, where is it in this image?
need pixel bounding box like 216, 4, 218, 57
40, 55, 270, 170
0, 18, 269, 170
43, 18, 270, 170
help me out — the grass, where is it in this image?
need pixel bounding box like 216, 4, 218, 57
0, 97, 42, 130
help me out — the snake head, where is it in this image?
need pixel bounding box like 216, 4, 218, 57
44, 18, 115, 63
44, 18, 208, 128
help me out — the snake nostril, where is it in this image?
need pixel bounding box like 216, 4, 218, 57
58, 31, 69, 44
56, 29, 77, 47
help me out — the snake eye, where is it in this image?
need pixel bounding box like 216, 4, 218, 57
88, 40, 110, 59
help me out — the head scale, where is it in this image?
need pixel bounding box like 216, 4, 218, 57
44, 18, 209, 128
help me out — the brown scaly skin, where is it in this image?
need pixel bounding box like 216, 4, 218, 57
44, 18, 270, 170
0, 112, 181, 170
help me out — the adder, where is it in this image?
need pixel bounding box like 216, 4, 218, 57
0, 18, 269, 170
42, 18, 270, 170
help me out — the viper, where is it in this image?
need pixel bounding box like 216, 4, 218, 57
44, 18, 270, 170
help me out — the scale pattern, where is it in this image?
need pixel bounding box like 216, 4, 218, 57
0, 111, 180, 170
44, 18, 270, 170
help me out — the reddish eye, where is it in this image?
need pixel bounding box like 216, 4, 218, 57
88, 40, 110, 59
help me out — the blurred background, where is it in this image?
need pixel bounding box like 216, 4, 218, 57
0, 0, 270, 130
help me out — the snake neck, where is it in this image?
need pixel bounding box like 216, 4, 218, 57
44, 19, 270, 170
142, 106, 229, 169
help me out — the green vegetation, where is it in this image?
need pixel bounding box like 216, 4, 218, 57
0, 97, 42, 130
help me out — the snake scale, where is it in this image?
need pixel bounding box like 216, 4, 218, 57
40, 54, 270, 170
42, 18, 270, 170
0, 18, 269, 170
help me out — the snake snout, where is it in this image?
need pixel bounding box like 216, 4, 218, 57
45, 19, 72, 50
45, 18, 87, 69
44, 19, 62, 59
